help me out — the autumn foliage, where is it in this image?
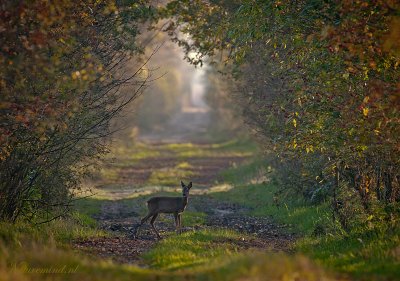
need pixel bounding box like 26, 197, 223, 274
160, 0, 400, 230
0, 1, 151, 221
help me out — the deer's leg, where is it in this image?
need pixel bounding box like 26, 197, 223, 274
141, 213, 153, 225
134, 212, 153, 238
174, 213, 179, 233
178, 213, 182, 234
150, 213, 161, 239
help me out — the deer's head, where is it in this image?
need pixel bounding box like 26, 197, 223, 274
181, 181, 192, 197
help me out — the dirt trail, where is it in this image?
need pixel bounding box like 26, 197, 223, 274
74, 194, 294, 265
74, 98, 294, 265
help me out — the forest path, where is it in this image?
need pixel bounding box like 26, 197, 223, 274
74, 194, 294, 265
74, 89, 294, 266
74, 139, 295, 265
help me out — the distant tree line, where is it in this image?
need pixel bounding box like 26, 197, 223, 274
158, 0, 400, 231
0, 0, 153, 222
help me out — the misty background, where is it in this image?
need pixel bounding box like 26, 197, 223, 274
112, 31, 248, 146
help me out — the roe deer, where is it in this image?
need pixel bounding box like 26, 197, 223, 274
134, 181, 192, 239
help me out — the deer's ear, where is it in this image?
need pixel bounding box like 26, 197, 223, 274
188, 182, 192, 189
181, 181, 185, 187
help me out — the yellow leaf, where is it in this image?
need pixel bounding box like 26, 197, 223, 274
362, 107, 369, 117
292, 119, 297, 127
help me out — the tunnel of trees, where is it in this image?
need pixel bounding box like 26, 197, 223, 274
1, 0, 399, 235
157, 0, 400, 232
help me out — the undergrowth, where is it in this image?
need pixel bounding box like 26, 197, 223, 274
216, 158, 400, 280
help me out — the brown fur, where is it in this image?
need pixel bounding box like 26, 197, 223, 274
134, 181, 192, 239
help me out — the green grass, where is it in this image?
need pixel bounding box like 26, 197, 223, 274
161, 139, 258, 159
0, 216, 107, 249
108, 139, 258, 162
213, 183, 329, 235
210, 139, 259, 154
147, 163, 196, 186
221, 157, 266, 185
0, 218, 340, 281
110, 142, 162, 161
0, 240, 340, 281
72, 197, 104, 218
217, 184, 400, 280
143, 229, 242, 270
182, 211, 206, 227
297, 228, 400, 280
214, 157, 400, 280
90, 139, 258, 190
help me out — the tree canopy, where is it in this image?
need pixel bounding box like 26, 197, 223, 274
0, 0, 152, 221
157, 0, 400, 230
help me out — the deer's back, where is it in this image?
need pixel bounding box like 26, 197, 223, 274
147, 196, 186, 213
